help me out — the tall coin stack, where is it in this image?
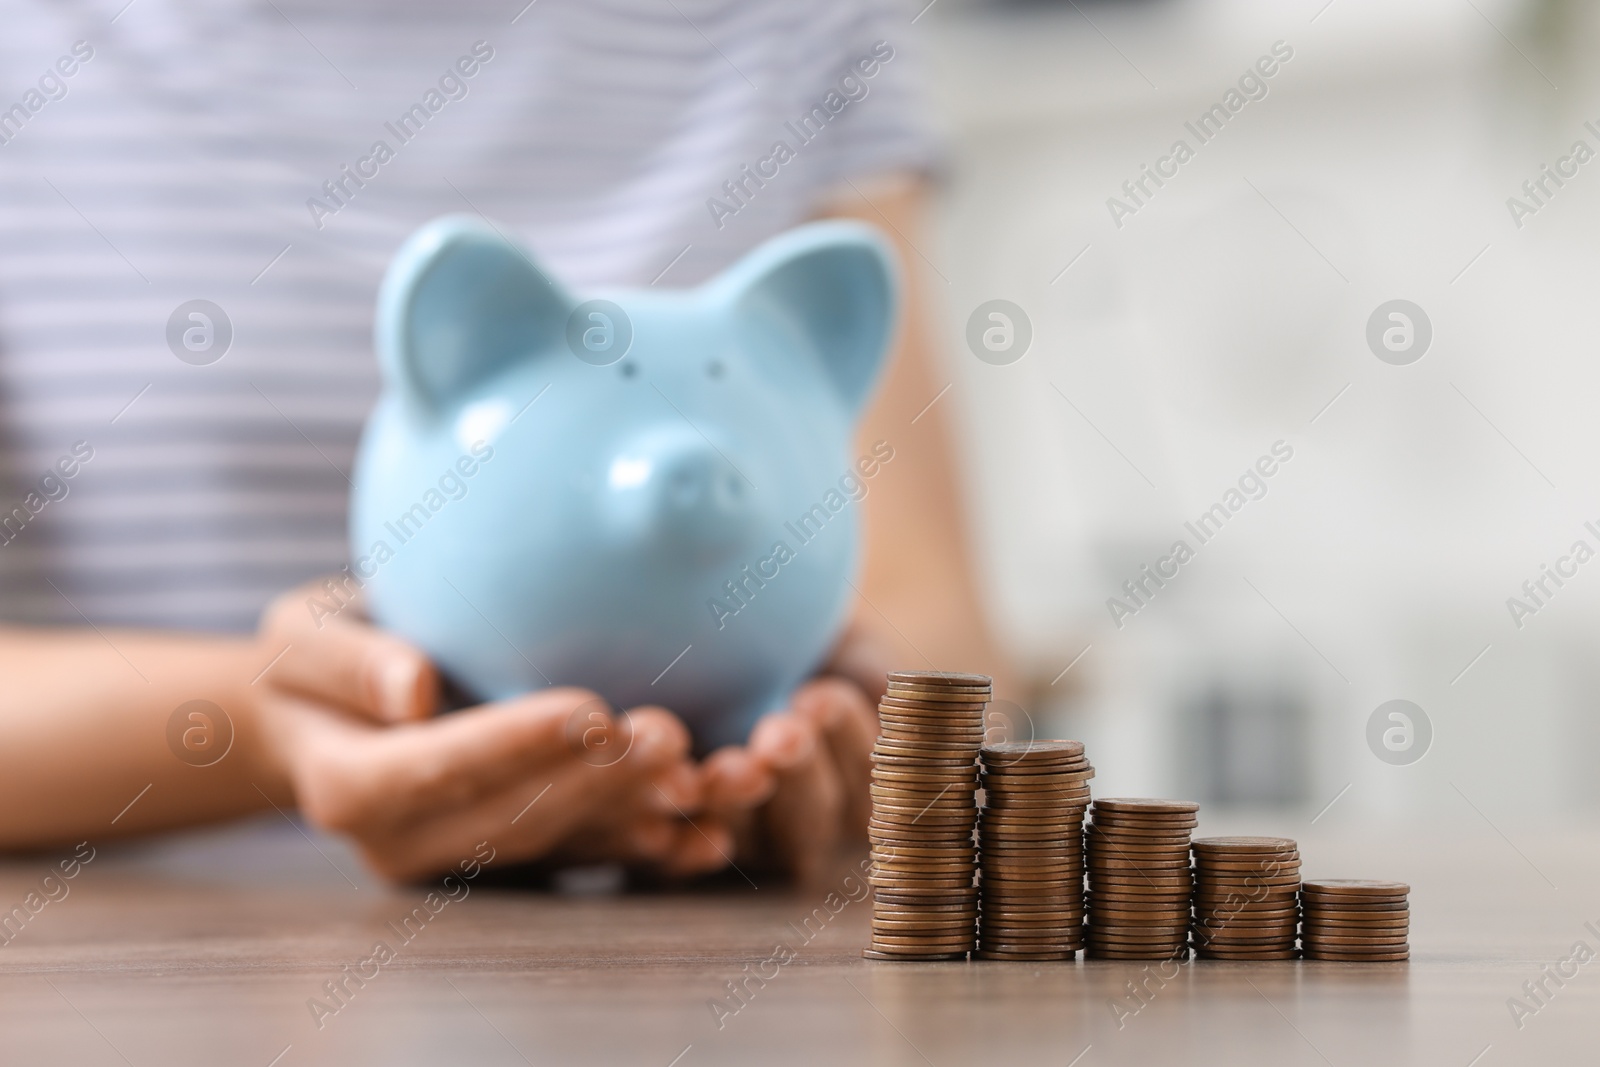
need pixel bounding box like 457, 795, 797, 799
865, 671, 991, 961
975, 740, 1095, 961
1299, 879, 1410, 961
1084, 799, 1198, 960
1190, 837, 1301, 960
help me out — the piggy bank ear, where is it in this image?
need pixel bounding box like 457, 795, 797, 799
724, 220, 898, 415
376, 215, 572, 410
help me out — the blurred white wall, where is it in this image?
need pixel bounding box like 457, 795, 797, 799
920, 0, 1600, 816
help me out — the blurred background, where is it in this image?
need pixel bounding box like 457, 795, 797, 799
918, 0, 1600, 819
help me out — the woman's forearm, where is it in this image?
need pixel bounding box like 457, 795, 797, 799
0, 626, 292, 849
822, 178, 1020, 692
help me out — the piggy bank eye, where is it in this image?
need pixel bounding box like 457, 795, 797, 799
619, 361, 638, 379
706, 360, 724, 379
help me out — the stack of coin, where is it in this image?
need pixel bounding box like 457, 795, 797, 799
1300, 879, 1410, 961
865, 671, 991, 961
976, 740, 1095, 961
1084, 799, 1197, 960
1190, 837, 1301, 960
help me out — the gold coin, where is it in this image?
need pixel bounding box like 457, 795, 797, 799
1301, 893, 1408, 908
1191, 836, 1297, 854
972, 857, 1075, 876
1087, 830, 1194, 844
1090, 846, 1194, 858
1194, 926, 1298, 940
872, 781, 979, 796
1193, 948, 1298, 961
979, 892, 1084, 906
874, 895, 980, 908
1087, 876, 1192, 889
1195, 909, 1299, 923
1195, 940, 1299, 953
872, 843, 977, 857
880, 694, 990, 708
887, 669, 992, 686
1088, 819, 1203, 831
1090, 907, 1192, 921
981, 915, 1084, 927
1093, 798, 1200, 814
1301, 932, 1410, 947
871, 749, 979, 764
1302, 919, 1410, 932
1196, 880, 1301, 893
1081, 883, 1196, 902
1194, 894, 1299, 909
1086, 938, 1190, 952
1301, 878, 1408, 896
869, 937, 978, 951
1300, 899, 1408, 912
984, 770, 1095, 785
1195, 854, 1301, 869
982, 739, 1084, 757
873, 743, 980, 759
876, 908, 981, 920
982, 769, 1095, 784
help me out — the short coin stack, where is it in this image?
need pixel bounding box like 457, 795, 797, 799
1190, 837, 1301, 960
976, 740, 1095, 961
1084, 799, 1197, 960
1300, 879, 1410, 961
865, 671, 990, 961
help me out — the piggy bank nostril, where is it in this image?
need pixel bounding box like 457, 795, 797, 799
667, 468, 699, 508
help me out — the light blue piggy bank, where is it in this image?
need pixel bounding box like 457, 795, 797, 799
350, 216, 897, 749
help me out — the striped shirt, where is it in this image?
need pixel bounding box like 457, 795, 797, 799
0, 0, 937, 631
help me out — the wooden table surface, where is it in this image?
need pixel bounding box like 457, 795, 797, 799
0, 814, 1594, 1066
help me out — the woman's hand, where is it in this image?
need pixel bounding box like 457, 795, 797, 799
700, 617, 891, 884
252, 581, 735, 882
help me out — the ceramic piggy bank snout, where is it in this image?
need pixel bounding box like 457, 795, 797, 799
606, 426, 755, 559
350, 217, 898, 749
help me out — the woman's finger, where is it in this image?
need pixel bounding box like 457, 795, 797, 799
791, 676, 877, 836
698, 744, 776, 815
751, 712, 843, 883
351, 708, 692, 880
258, 579, 436, 724
285, 689, 686, 837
